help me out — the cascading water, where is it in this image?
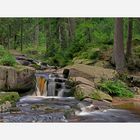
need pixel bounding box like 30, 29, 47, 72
35, 73, 49, 96
34, 69, 72, 97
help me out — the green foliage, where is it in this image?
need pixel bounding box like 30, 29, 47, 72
0, 92, 20, 105
99, 80, 134, 98
0, 54, 16, 66
0, 46, 16, 66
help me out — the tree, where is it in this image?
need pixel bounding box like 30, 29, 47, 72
113, 18, 126, 74
34, 18, 39, 48
67, 18, 76, 41
126, 18, 133, 59
20, 19, 23, 52
45, 18, 51, 52
8, 24, 12, 50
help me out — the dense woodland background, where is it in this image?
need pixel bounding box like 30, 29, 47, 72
0, 18, 140, 73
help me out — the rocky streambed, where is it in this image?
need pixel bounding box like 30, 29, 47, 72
1, 96, 140, 122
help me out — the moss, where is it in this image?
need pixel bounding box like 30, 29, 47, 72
0, 92, 20, 106
64, 109, 75, 119
14, 65, 35, 72
74, 88, 85, 101
91, 90, 112, 101
91, 91, 101, 100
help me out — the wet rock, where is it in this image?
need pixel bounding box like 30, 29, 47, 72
0, 92, 20, 112
64, 109, 76, 119
0, 65, 35, 92
63, 69, 70, 78
0, 101, 12, 112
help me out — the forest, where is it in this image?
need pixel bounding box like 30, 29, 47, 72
0, 18, 140, 122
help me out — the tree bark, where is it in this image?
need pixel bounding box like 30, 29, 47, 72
126, 18, 133, 59
34, 18, 39, 48
20, 19, 23, 52
68, 18, 76, 39
45, 18, 51, 52
113, 18, 126, 74
8, 24, 11, 50
14, 34, 17, 49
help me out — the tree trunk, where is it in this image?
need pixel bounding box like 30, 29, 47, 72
8, 24, 11, 50
45, 18, 51, 52
126, 18, 133, 59
34, 18, 39, 48
57, 18, 69, 48
113, 18, 126, 74
68, 18, 76, 39
20, 19, 23, 52
14, 34, 17, 49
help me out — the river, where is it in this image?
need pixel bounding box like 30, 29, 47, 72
0, 96, 140, 122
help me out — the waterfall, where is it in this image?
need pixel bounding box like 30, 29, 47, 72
34, 70, 71, 97
35, 73, 48, 96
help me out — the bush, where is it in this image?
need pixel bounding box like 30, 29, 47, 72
0, 53, 16, 66
88, 49, 100, 60
99, 80, 134, 98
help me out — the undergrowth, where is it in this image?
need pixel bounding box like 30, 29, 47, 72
99, 80, 134, 98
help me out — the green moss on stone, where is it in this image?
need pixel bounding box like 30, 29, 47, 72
0, 92, 20, 105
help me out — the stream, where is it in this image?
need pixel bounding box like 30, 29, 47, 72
0, 70, 140, 122
0, 96, 140, 122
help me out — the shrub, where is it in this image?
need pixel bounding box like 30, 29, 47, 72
88, 49, 100, 60
0, 53, 16, 66
99, 80, 134, 98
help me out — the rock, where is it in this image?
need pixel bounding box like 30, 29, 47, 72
0, 92, 20, 112
66, 64, 117, 83
132, 87, 140, 95
16, 60, 31, 66
0, 92, 20, 104
127, 75, 140, 87
0, 65, 35, 92
63, 69, 70, 78
91, 90, 112, 102
73, 77, 95, 87
75, 84, 95, 99
73, 77, 95, 99
0, 101, 12, 112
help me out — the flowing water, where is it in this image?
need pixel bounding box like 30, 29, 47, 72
1, 72, 140, 122
0, 95, 140, 122
34, 72, 71, 97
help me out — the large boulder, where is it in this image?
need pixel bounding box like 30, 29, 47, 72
0, 65, 35, 92
74, 77, 112, 102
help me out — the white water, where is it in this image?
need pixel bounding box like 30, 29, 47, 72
19, 95, 75, 102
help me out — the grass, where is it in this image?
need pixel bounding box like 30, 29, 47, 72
99, 80, 134, 98
0, 46, 17, 66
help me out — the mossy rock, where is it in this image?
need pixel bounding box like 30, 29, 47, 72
91, 90, 112, 102
0, 92, 20, 105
